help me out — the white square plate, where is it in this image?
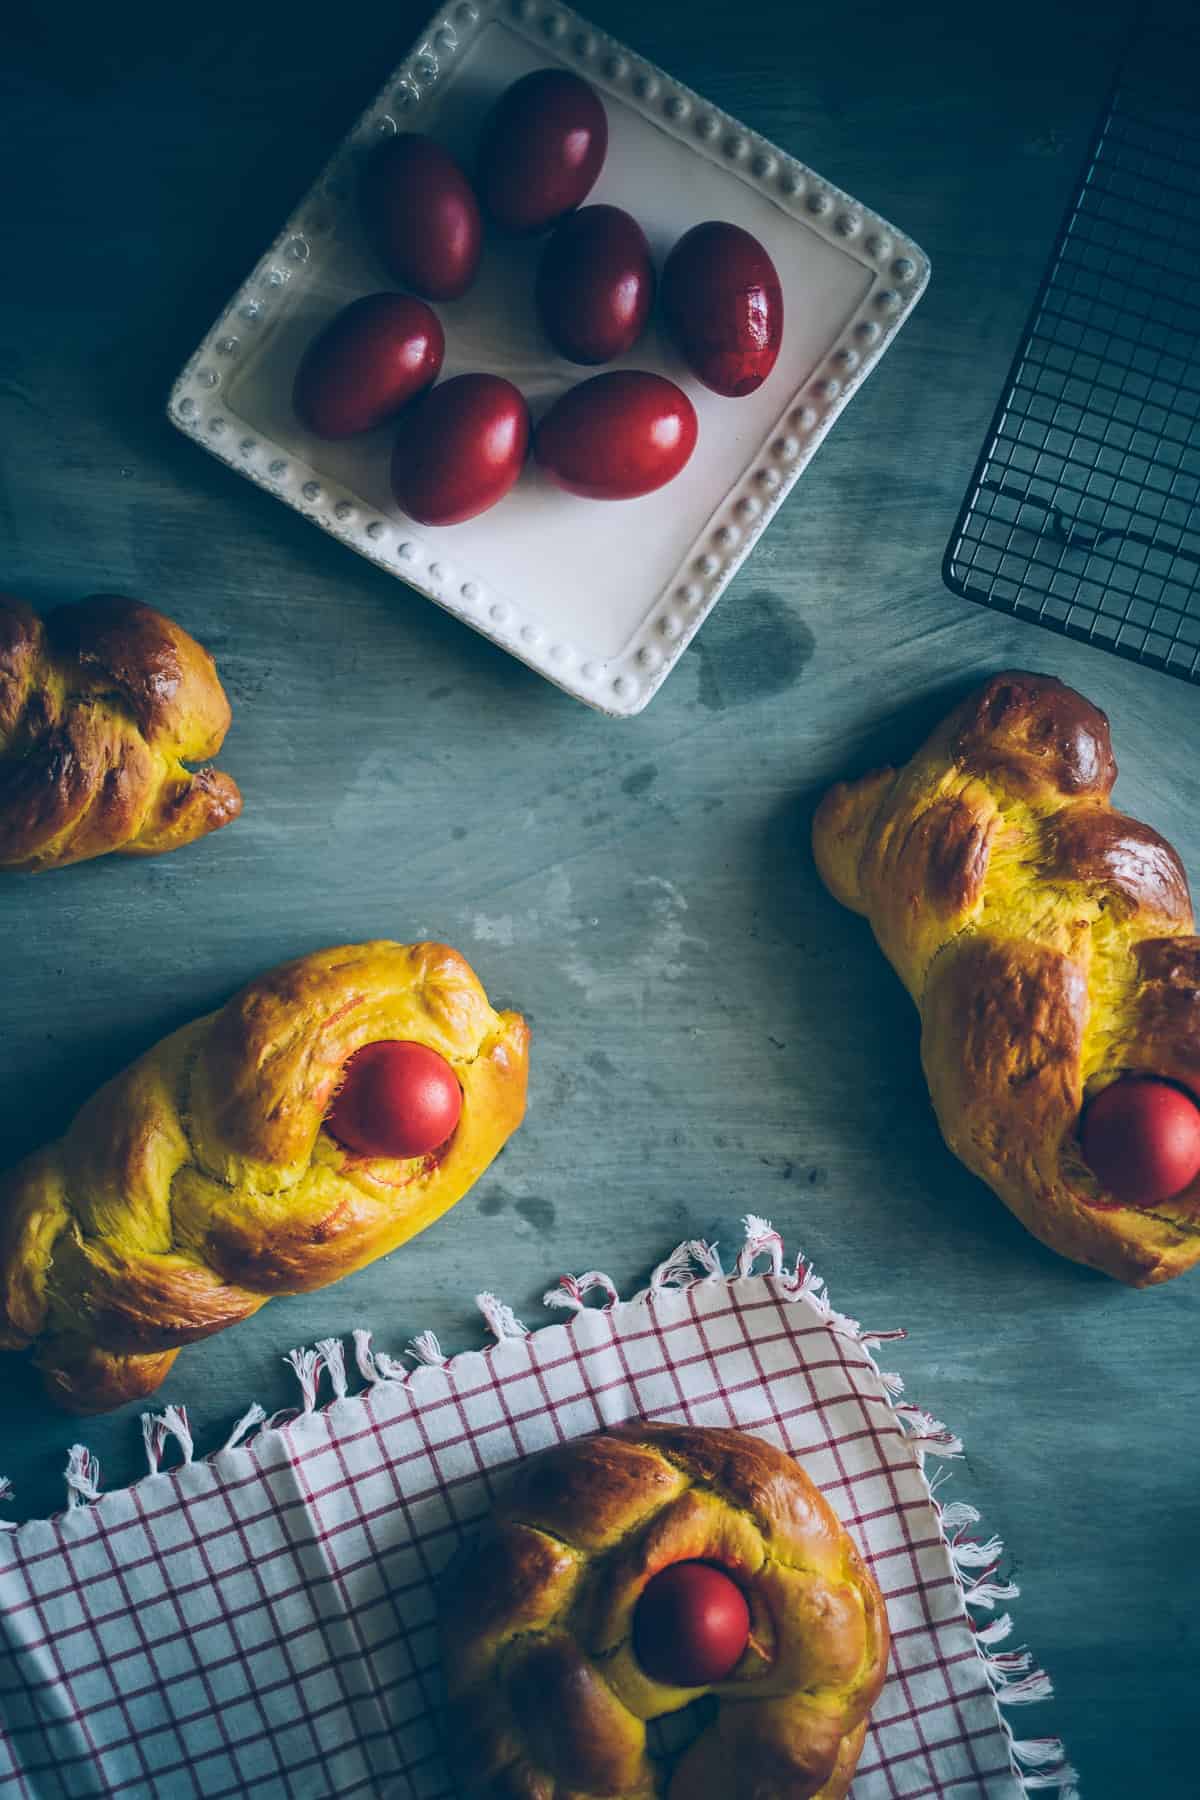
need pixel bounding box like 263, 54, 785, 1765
168, 0, 929, 715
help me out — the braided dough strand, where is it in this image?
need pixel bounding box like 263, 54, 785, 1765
813, 670, 1200, 1284
0, 594, 241, 871
440, 1424, 888, 1799
0, 942, 529, 1410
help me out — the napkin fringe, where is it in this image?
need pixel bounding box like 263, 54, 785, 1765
649, 1236, 724, 1288
142, 1404, 194, 1474
64, 1444, 101, 1508
475, 1292, 530, 1339
353, 1326, 411, 1383
407, 1330, 450, 1368
2, 1214, 1077, 1797
223, 1402, 267, 1452
283, 1345, 324, 1413
316, 1337, 349, 1400
543, 1269, 621, 1312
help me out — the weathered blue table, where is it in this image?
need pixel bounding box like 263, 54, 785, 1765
2, 0, 1194, 1792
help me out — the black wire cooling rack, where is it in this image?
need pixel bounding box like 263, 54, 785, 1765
944, 6, 1200, 683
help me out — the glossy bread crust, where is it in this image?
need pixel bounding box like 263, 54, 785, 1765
440, 1423, 889, 1799
0, 593, 241, 871
813, 670, 1200, 1285
0, 941, 529, 1409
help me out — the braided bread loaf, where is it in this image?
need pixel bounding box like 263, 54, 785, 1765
813, 670, 1200, 1285
0, 942, 528, 1411
0, 593, 240, 870
440, 1424, 889, 1799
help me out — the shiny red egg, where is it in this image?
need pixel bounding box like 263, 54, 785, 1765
1081, 1077, 1200, 1207
536, 204, 656, 364
477, 68, 608, 235
661, 220, 784, 397
293, 294, 444, 439
633, 1561, 750, 1687
535, 370, 698, 500
327, 1041, 462, 1160
360, 134, 483, 300
391, 373, 531, 526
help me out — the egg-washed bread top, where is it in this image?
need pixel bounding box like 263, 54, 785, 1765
0, 942, 529, 1413
813, 670, 1200, 1285
440, 1423, 889, 1800
0, 593, 242, 871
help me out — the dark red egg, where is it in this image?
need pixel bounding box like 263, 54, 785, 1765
661, 220, 784, 397
1081, 1077, 1200, 1207
633, 1561, 750, 1687
327, 1041, 462, 1160
360, 134, 483, 301
477, 68, 608, 236
535, 370, 697, 500
536, 205, 656, 364
293, 293, 444, 439
392, 372, 530, 526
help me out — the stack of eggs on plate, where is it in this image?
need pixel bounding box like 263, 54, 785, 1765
293, 69, 784, 524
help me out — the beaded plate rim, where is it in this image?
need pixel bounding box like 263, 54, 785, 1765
167, 0, 930, 717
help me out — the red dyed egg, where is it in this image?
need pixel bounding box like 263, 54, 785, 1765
633, 1562, 750, 1687
293, 294, 444, 439
391, 373, 531, 526
536, 205, 655, 364
535, 370, 697, 500
477, 68, 608, 236
661, 221, 784, 397
1081, 1077, 1200, 1207
327, 1041, 462, 1160
360, 134, 482, 301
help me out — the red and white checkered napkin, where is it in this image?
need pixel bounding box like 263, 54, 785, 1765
0, 1223, 1077, 1800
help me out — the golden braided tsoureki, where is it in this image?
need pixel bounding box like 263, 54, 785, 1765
0, 592, 240, 871
814, 670, 1200, 1286
441, 1424, 889, 1800
0, 941, 528, 1412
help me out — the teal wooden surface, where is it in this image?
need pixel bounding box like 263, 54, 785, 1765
2, 0, 1196, 1793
